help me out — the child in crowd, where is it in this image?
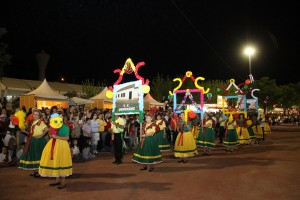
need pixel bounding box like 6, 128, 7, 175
0, 146, 12, 167
71, 140, 80, 161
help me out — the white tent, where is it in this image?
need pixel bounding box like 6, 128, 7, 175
90, 87, 112, 101
144, 93, 165, 110
25, 79, 68, 100
69, 97, 95, 105
20, 79, 68, 110
86, 87, 113, 109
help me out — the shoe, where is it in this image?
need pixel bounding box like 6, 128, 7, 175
177, 160, 183, 163
112, 161, 117, 164
182, 160, 188, 163
149, 167, 154, 172
116, 161, 122, 164
30, 171, 38, 176
49, 182, 61, 186
33, 173, 41, 178
57, 184, 66, 189
140, 167, 148, 171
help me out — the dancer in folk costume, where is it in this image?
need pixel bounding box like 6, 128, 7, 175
39, 113, 72, 189
132, 114, 162, 172
191, 113, 201, 140
223, 114, 239, 152
154, 113, 171, 152
174, 112, 198, 163
260, 114, 271, 141
197, 113, 215, 156
245, 118, 255, 145
251, 114, 263, 144
235, 114, 250, 146
19, 110, 49, 177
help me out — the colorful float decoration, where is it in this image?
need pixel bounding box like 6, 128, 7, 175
107, 58, 149, 121
106, 58, 150, 99
218, 79, 247, 118
168, 71, 209, 119
218, 78, 260, 117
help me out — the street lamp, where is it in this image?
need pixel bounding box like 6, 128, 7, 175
244, 47, 255, 82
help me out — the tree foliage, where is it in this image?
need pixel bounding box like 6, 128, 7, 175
150, 73, 175, 102
81, 79, 104, 99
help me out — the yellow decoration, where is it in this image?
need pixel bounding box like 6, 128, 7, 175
169, 78, 183, 95
184, 109, 191, 122
230, 79, 235, 83
50, 115, 63, 129
15, 110, 26, 130
228, 114, 233, 122
106, 90, 113, 99
121, 58, 136, 75
186, 71, 192, 77
195, 77, 210, 94
246, 119, 252, 126
142, 85, 150, 94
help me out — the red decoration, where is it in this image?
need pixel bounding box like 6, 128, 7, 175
11, 116, 19, 126
188, 111, 196, 119
245, 79, 251, 85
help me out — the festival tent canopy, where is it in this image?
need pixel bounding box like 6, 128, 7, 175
25, 79, 68, 100
86, 87, 113, 109
144, 93, 165, 110
20, 79, 68, 110
69, 97, 95, 106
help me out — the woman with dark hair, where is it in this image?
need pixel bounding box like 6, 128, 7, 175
132, 114, 162, 171
19, 110, 49, 176
174, 112, 198, 163
197, 113, 215, 156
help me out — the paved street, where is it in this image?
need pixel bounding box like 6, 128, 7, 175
1, 125, 300, 200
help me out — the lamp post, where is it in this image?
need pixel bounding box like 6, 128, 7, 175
244, 47, 255, 82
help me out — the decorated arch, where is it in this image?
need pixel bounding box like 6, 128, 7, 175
168, 71, 210, 119
106, 58, 150, 121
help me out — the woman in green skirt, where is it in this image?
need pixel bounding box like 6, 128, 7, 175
197, 113, 215, 155
154, 113, 171, 152
223, 114, 239, 152
132, 114, 162, 172
19, 110, 49, 177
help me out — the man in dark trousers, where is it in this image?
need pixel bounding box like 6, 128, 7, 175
111, 115, 125, 164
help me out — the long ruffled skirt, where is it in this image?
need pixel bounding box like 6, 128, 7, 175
174, 131, 198, 158
39, 138, 72, 177
19, 137, 48, 170
155, 130, 171, 151
132, 136, 162, 165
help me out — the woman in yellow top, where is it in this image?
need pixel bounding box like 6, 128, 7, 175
19, 110, 49, 177
132, 114, 162, 171
223, 115, 239, 152
236, 114, 250, 145
97, 113, 107, 151
154, 113, 171, 151
174, 112, 198, 163
197, 113, 215, 155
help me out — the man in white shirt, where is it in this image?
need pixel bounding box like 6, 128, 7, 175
90, 113, 100, 154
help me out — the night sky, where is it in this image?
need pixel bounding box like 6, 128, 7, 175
1, 1, 299, 85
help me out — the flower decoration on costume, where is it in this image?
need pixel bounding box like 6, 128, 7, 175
14, 109, 26, 130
